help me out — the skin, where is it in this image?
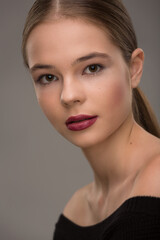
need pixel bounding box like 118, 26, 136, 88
26, 18, 160, 226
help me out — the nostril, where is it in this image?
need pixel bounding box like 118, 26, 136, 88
61, 99, 80, 106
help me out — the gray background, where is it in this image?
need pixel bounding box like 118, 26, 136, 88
0, 0, 160, 239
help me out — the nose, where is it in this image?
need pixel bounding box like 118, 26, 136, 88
60, 78, 85, 107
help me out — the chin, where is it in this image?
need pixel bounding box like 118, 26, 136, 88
62, 129, 112, 150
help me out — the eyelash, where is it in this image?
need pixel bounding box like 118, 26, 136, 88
35, 64, 105, 86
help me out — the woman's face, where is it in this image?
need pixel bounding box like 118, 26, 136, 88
26, 18, 133, 149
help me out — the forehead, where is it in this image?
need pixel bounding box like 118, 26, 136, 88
26, 18, 121, 67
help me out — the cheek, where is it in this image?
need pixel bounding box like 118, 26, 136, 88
112, 84, 125, 106
95, 80, 127, 112
109, 81, 132, 121
106, 82, 130, 118
37, 93, 60, 123
108, 67, 131, 109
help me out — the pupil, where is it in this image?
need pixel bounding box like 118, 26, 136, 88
90, 65, 97, 72
47, 75, 53, 81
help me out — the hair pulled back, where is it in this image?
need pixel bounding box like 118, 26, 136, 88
22, 0, 160, 137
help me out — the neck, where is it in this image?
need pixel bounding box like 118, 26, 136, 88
81, 112, 141, 195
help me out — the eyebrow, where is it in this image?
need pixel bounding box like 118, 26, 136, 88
30, 52, 111, 72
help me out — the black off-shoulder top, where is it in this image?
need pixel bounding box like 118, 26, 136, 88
53, 196, 160, 239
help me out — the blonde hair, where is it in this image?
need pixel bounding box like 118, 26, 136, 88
22, 0, 160, 137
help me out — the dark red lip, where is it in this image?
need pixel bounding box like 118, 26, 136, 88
66, 114, 98, 124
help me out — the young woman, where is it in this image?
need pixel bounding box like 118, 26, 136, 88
22, 0, 160, 239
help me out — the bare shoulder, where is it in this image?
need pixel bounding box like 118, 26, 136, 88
132, 136, 160, 197
62, 183, 92, 223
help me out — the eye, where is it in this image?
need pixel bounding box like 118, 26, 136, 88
36, 74, 58, 85
83, 64, 104, 75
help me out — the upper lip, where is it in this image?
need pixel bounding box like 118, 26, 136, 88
66, 114, 98, 124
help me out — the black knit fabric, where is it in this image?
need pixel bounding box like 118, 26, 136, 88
53, 196, 160, 240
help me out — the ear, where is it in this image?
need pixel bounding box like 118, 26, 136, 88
129, 48, 144, 89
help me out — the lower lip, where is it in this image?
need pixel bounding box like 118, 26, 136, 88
66, 117, 98, 131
